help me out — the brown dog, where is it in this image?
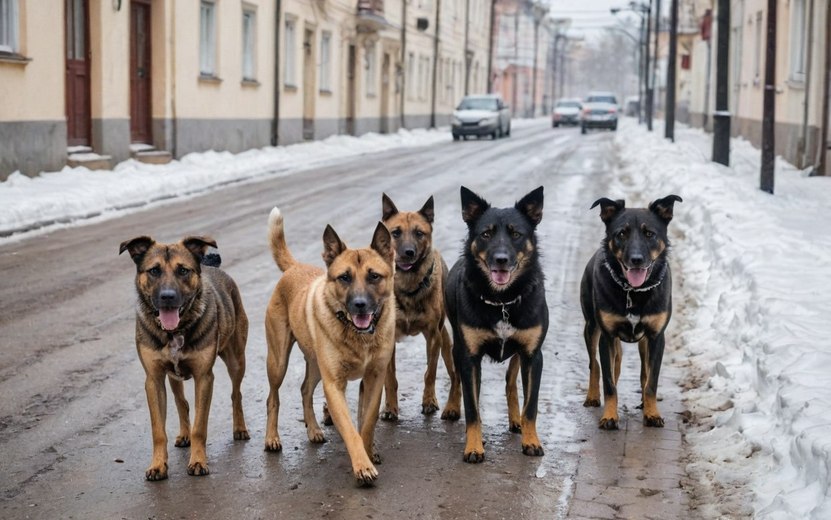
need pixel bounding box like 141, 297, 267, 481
119, 236, 249, 480
263, 208, 396, 485
380, 194, 461, 421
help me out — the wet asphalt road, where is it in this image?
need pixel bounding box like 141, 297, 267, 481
0, 119, 687, 519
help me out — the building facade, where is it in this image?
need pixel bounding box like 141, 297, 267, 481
0, 0, 493, 181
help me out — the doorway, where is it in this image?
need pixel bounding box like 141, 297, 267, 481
130, 0, 153, 144
65, 0, 91, 147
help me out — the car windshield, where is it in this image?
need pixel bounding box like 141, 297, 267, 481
586, 95, 617, 104
457, 97, 498, 110
556, 101, 581, 108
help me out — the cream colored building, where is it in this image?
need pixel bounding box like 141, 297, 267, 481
0, 0, 493, 180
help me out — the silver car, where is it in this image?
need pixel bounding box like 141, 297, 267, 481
581, 91, 619, 133
452, 94, 512, 141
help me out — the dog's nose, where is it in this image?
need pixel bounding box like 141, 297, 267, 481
494, 253, 509, 265
403, 248, 416, 258
159, 289, 178, 304
629, 254, 645, 267
351, 298, 368, 310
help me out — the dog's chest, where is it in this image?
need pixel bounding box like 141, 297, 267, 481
162, 334, 193, 380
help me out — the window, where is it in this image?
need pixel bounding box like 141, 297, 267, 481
365, 43, 376, 96
0, 0, 19, 54
200, 1, 217, 76
789, 0, 806, 81
407, 52, 415, 99
66, 0, 85, 60
319, 31, 331, 91
242, 7, 256, 81
753, 11, 762, 82
284, 18, 296, 86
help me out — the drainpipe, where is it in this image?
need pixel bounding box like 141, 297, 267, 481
430, 0, 441, 128
800, 0, 815, 168
400, 0, 407, 128
486, 0, 496, 93
171, 1, 178, 157
272, 0, 282, 145
813, 1, 831, 176
464, 0, 470, 95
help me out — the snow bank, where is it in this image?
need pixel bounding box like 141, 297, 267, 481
610, 119, 831, 519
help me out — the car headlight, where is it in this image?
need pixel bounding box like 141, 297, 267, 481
479, 117, 497, 126
452, 117, 462, 126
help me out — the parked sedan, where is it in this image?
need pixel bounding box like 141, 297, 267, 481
581, 91, 619, 134
452, 94, 511, 141
552, 98, 582, 127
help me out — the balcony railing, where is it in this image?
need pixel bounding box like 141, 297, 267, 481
357, 0, 387, 32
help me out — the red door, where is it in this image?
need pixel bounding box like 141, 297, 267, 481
130, 0, 153, 144
65, 0, 91, 147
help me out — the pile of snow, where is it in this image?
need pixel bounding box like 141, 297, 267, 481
610, 120, 831, 519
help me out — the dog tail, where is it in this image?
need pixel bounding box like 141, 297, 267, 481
268, 207, 297, 272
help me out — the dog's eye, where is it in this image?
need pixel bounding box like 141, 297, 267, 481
338, 273, 352, 283
511, 231, 522, 239
644, 230, 655, 239
147, 267, 162, 277
177, 266, 190, 276
367, 272, 381, 282
481, 231, 491, 239
616, 230, 627, 240
391, 229, 402, 239
415, 230, 425, 239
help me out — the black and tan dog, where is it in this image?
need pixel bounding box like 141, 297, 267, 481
264, 208, 396, 485
119, 236, 249, 480
580, 195, 682, 429
444, 186, 548, 463
380, 193, 461, 421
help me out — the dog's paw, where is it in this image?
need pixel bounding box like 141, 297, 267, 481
234, 429, 251, 441
522, 442, 544, 457
174, 434, 191, 447
145, 463, 169, 481
370, 452, 382, 464
322, 413, 333, 426
380, 410, 399, 422
354, 464, 379, 487
264, 437, 283, 452
644, 414, 665, 428
508, 421, 522, 433
307, 427, 326, 444
440, 408, 461, 421
421, 401, 440, 415
583, 398, 601, 408
187, 461, 210, 476
598, 417, 619, 430
463, 450, 485, 463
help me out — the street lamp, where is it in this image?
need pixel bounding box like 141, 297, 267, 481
611, 1, 650, 127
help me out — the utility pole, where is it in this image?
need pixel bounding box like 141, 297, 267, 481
464, 0, 471, 95
486, 0, 496, 93
712, 0, 731, 166
651, 0, 660, 127
638, 11, 645, 124
430, 0, 441, 128
512, 7, 519, 116
645, 0, 653, 131
665, 0, 677, 141
760, 0, 777, 192
400, 0, 407, 128
531, 6, 542, 117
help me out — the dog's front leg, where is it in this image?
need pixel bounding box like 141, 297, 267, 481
322, 378, 378, 485
144, 371, 169, 480
597, 333, 620, 430
505, 355, 522, 432
519, 349, 544, 456
381, 345, 399, 421
359, 365, 386, 464
454, 342, 485, 463
642, 333, 665, 427
187, 369, 214, 476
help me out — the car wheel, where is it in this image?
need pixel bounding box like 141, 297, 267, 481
506, 125, 511, 136
581, 125, 587, 135
611, 124, 618, 131
452, 134, 460, 141
552, 122, 558, 128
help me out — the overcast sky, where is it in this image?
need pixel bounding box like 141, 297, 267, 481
546, 0, 652, 40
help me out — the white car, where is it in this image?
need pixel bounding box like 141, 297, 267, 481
451, 94, 512, 141
581, 91, 619, 134
552, 98, 582, 127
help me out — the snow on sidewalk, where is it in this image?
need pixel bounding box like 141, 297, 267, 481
607, 119, 831, 519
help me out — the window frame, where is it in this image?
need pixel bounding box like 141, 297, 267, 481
284, 17, 297, 88
242, 6, 257, 82
319, 30, 332, 92
365, 42, 376, 97
0, 0, 19, 54
199, 0, 217, 77
788, 0, 806, 82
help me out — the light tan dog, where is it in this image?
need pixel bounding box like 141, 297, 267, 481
119, 236, 249, 480
263, 208, 396, 485
380, 194, 461, 421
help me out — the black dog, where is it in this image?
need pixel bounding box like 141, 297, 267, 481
580, 195, 682, 430
445, 186, 548, 463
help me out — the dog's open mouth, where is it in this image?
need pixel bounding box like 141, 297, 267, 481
490, 269, 512, 286
396, 262, 414, 272
349, 313, 375, 332
157, 307, 182, 331
624, 266, 650, 288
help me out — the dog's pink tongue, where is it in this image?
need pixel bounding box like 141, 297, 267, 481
159, 308, 180, 331
491, 270, 511, 285
626, 268, 648, 288
353, 314, 373, 330
397, 262, 413, 271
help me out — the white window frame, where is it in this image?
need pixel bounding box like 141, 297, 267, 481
319, 30, 331, 92
200, 0, 217, 76
0, 0, 19, 54
753, 11, 762, 84
407, 52, 415, 100
788, 0, 806, 82
365, 43, 376, 97
284, 17, 297, 87
242, 6, 257, 81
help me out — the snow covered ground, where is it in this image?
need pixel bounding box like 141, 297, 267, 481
3, 117, 830, 517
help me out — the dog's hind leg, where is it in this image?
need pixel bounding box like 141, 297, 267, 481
505, 355, 522, 432
168, 376, 191, 447
265, 311, 293, 452
219, 345, 250, 441
381, 345, 399, 421
301, 360, 326, 443
421, 330, 442, 415
439, 325, 462, 421
583, 322, 601, 407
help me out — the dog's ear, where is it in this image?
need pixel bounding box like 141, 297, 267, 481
322, 225, 347, 267
381, 193, 399, 222
460, 186, 490, 226
515, 186, 544, 227
418, 195, 435, 224
590, 198, 625, 224
649, 195, 683, 224
119, 236, 155, 266
370, 222, 394, 264
182, 236, 218, 263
